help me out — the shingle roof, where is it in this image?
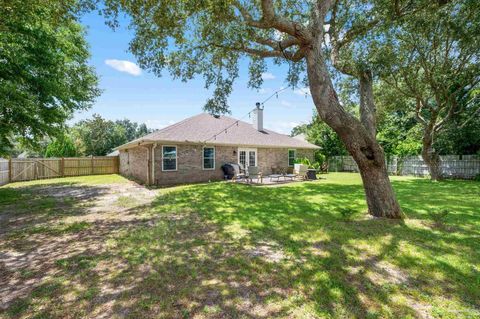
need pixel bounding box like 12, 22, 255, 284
117, 113, 319, 150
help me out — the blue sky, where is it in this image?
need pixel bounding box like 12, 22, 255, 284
75, 12, 316, 134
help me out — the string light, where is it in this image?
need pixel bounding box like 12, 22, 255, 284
203, 87, 290, 144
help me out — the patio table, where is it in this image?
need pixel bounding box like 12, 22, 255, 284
269, 174, 283, 182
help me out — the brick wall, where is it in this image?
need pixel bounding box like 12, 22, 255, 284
120, 144, 316, 186
119, 147, 149, 184
258, 148, 315, 175
154, 144, 237, 186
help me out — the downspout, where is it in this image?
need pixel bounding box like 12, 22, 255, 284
144, 146, 151, 185
151, 143, 157, 186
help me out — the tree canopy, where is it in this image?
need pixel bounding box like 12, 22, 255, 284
0, 0, 100, 156
70, 114, 153, 156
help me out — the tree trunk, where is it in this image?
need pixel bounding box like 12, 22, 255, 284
359, 70, 377, 138
421, 129, 442, 181
305, 47, 402, 219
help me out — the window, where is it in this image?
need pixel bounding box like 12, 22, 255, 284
288, 149, 296, 167
239, 150, 246, 167
249, 151, 256, 167
238, 148, 257, 168
203, 147, 215, 170
162, 146, 177, 171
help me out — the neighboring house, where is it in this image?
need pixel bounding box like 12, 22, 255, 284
116, 105, 319, 186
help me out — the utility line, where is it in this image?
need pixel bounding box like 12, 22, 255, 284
203, 87, 290, 143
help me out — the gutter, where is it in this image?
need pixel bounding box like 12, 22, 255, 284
114, 139, 156, 151
116, 139, 320, 151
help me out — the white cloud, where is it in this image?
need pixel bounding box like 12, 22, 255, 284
265, 120, 301, 134
105, 59, 142, 76
261, 72, 276, 80
257, 88, 269, 94
280, 100, 294, 108
294, 87, 310, 96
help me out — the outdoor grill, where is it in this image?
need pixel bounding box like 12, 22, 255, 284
221, 163, 241, 180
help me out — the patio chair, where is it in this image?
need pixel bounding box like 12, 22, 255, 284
320, 162, 328, 174
231, 163, 247, 182
295, 164, 309, 180
247, 166, 263, 184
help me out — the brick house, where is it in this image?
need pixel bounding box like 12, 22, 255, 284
116, 105, 319, 186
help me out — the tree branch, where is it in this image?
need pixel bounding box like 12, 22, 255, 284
459, 103, 480, 129
209, 42, 305, 62
233, 0, 312, 43
415, 98, 427, 124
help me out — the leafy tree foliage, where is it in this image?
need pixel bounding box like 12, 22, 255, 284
114, 119, 150, 142
375, 0, 480, 179
71, 114, 153, 156
292, 113, 347, 160
0, 0, 100, 156
44, 135, 78, 158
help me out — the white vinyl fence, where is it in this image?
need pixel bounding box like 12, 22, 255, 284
328, 155, 480, 179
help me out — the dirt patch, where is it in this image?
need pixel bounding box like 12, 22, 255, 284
245, 241, 286, 263
0, 181, 158, 310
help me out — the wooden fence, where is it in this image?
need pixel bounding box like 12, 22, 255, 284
328, 155, 480, 179
0, 156, 119, 185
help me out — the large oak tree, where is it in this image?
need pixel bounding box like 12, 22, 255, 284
98, 0, 438, 218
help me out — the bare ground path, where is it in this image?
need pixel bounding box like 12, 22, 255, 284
0, 177, 158, 316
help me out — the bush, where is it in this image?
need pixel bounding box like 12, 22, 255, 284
294, 157, 312, 166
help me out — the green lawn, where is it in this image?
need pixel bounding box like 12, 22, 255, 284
0, 173, 479, 318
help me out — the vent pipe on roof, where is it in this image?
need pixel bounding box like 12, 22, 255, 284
253, 102, 264, 132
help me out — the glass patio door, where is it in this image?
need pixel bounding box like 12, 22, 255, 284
238, 148, 257, 168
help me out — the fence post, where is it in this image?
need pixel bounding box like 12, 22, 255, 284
8, 158, 12, 183
61, 157, 65, 177
91, 155, 94, 175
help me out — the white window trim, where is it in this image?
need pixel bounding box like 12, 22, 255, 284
238, 148, 257, 167
288, 149, 296, 167
202, 146, 215, 170
162, 145, 177, 171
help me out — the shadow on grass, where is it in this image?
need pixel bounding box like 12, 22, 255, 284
1, 176, 479, 318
